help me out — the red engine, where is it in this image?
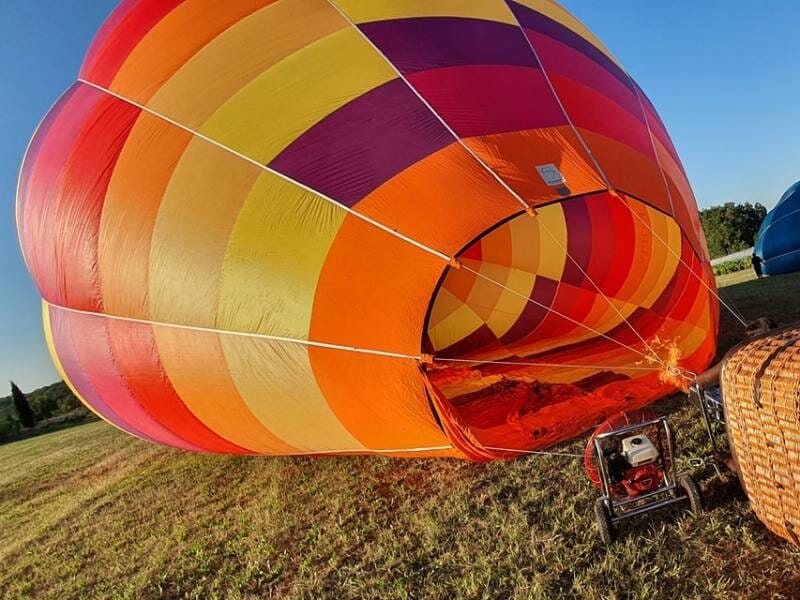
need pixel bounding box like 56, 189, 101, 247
585, 410, 667, 498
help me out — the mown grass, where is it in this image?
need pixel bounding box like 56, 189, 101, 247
2, 272, 800, 599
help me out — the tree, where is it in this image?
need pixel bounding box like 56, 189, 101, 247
700, 202, 767, 259
10, 381, 36, 428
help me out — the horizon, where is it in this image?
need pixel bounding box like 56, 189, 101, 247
2, 0, 800, 390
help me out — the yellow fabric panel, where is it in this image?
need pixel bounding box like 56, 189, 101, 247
639, 210, 680, 308
335, 0, 516, 24
217, 172, 346, 339
535, 204, 568, 280
109, 0, 271, 103
428, 287, 464, 330
154, 326, 297, 454
464, 262, 519, 323
98, 114, 191, 319
513, 0, 621, 68
200, 27, 396, 164
429, 302, 487, 352
486, 268, 536, 338
222, 335, 365, 452
149, 0, 345, 128
509, 213, 541, 274
148, 138, 260, 327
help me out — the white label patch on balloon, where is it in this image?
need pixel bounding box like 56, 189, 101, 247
535, 164, 566, 187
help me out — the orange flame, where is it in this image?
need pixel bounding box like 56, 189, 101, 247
640, 336, 689, 391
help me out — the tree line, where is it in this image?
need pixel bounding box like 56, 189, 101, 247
1, 380, 84, 438
699, 202, 767, 259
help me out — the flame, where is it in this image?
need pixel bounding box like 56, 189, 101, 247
641, 336, 688, 391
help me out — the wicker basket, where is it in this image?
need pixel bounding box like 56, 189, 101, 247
722, 325, 800, 546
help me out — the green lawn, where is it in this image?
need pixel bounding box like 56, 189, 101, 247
2, 272, 800, 599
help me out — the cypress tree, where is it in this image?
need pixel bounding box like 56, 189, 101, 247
10, 381, 36, 428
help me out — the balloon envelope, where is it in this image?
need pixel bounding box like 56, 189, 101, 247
754, 181, 800, 276
17, 0, 718, 460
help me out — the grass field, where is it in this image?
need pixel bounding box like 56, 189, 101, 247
2, 270, 800, 599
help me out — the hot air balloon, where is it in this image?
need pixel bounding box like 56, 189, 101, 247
753, 181, 800, 277
16, 0, 719, 460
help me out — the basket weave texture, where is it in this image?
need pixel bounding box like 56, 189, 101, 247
722, 326, 800, 546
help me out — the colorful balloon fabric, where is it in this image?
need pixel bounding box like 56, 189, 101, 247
754, 181, 800, 277
17, 0, 719, 460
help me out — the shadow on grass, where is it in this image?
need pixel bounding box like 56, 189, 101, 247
716, 270, 800, 355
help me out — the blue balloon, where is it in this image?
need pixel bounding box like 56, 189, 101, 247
754, 181, 800, 276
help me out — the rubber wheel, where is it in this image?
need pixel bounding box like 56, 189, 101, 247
677, 474, 703, 513
594, 497, 615, 545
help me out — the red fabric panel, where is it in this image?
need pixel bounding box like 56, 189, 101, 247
65, 309, 204, 451
550, 75, 653, 158
18, 85, 101, 304
105, 318, 251, 454
49, 305, 147, 439
19, 84, 139, 310
54, 92, 141, 311
599, 198, 636, 297
80, 0, 185, 86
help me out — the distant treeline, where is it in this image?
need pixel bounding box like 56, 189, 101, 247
0, 381, 91, 440
700, 202, 766, 259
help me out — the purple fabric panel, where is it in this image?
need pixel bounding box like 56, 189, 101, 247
507, 1, 633, 92
359, 16, 539, 74
561, 198, 593, 288
500, 276, 559, 345
436, 324, 503, 360
269, 79, 452, 206
408, 64, 565, 137
528, 29, 643, 124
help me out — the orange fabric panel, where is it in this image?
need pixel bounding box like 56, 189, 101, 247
154, 326, 298, 454
353, 142, 521, 255
309, 212, 450, 448
464, 126, 606, 205
99, 113, 192, 318
310, 214, 445, 354
578, 129, 672, 215
109, 0, 274, 103
308, 347, 451, 451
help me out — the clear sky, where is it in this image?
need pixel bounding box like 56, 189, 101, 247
1, 1, 800, 391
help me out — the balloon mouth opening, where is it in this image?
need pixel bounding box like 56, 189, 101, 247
421, 193, 696, 454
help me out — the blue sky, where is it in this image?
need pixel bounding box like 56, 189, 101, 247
1, 1, 800, 391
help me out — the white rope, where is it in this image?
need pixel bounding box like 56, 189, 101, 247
46, 301, 422, 361
505, 3, 613, 191
293, 444, 453, 455
536, 221, 665, 365
74, 79, 673, 369
435, 357, 662, 372
328, 0, 666, 369
484, 445, 583, 458
625, 80, 749, 328
463, 266, 658, 364
77, 78, 451, 263
619, 196, 750, 328
629, 77, 676, 217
